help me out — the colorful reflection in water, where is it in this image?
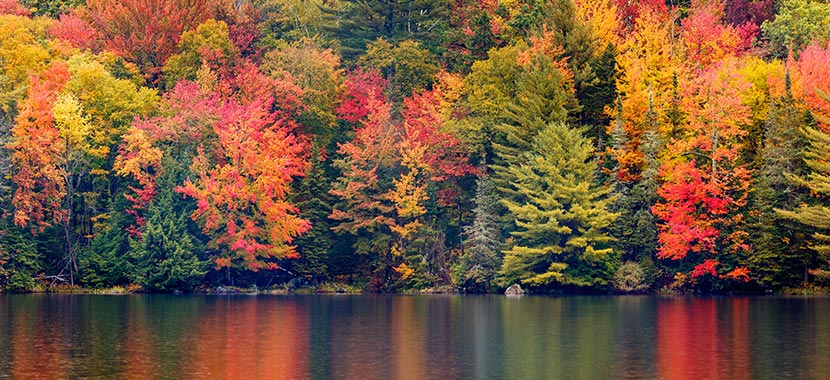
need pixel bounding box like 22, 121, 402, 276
1, 295, 829, 379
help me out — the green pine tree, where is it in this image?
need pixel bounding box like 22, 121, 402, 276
457, 174, 502, 291
776, 121, 830, 283
491, 53, 579, 202
749, 90, 812, 289
127, 190, 208, 292
500, 122, 618, 289
322, 0, 450, 61
291, 150, 333, 280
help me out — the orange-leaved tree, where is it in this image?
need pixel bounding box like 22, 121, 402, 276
653, 59, 753, 289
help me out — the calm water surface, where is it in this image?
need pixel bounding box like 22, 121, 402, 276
1, 295, 829, 379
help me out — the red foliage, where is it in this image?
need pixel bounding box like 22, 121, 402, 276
614, 0, 666, 31
49, 13, 102, 52
0, 0, 29, 16
336, 69, 388, 123
329, 93, 400, 234
8, 62, 72, 231
681, 2, 739, 68
85, 0, 216, 84
797, 44, 830, 132
724, 0, 775, 28
401, 89, 476, 181
652, 161, 724, 260
177, 95, 310, 270
724, 266, 750, 282
691, 259, 719, 278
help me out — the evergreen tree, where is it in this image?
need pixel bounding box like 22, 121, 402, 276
323, 0, 450, 61
0, 226, 40, 292
749, 90, 811, 288
491, 53, 578, 200
291, 151, 333, 280
776, 122, 830, 283
500, 123, 618, 289
79, 197, 131, 288
126, 158, 208, 292
608, 97, 660, 265
126, 190, 208, 292
457, 174, 502, 291
579, 43, 619, 139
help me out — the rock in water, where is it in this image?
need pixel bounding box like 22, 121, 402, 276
504, 284, 524, 296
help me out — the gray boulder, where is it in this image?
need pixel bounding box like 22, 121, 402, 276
504, 283, 525, 296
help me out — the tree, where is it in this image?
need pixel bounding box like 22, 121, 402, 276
795, 44, 830, 132
777, 124, 830, 283
457, 174, 501, 291
178, 96, 310, 272
681, 1, 740, 69
761, 0, 830, 58
18, 0, 83, 17
261, 38, 344, 146
500, 122, 617, 289
85, 0, 217, 84
358, 39, 440, 101
48, 12, 102, 52
323, 0, 450, 61
127, 177, 208, 292
490, 42, 578, 196
162, 19, 239, 89
750, 88, 811, 289
653, 60, 753, 290
0, 14, 54, 117
8, 63, 83, 281
329, 92, 400, 289
290, 151, 333, 279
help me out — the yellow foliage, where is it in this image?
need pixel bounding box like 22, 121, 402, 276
574, 0, 621, 48
616, 10, 679, 137
393, 263, 416, 280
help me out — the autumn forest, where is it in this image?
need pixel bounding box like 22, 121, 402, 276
1, 0, 830, 294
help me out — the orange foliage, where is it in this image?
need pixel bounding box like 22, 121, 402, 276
8, 62, 71, 231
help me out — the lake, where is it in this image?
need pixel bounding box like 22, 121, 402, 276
1, 295, 829, 379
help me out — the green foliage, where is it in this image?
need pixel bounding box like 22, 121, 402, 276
777, 124, 830, 275
749, 93, 812, 289
456, 174, 502, 291
359, 39, 440, 101
488, 47, 578, 200
499, 123, 618, 289
0, 226, 41, 292
578, 43, 618, 136
126, 189, 208, 292
79, 202, 130, 288
19, 0, 84, 17
323, 0, 450, 61
761, 0, 830, 58
162, 19, 238, 88
291, 151, 333, 279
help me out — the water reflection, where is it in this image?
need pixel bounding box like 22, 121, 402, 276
1, 295, 830, 379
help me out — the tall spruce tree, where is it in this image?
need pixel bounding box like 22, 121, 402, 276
457, 174, 502, 291
126, 158, 208, 292
500, 123, 618, 289
291, 151, 333, 280
323, 0, 450, 61
491, 53, 579, 201
776, 122, 830, 283
750, 88, 812, 288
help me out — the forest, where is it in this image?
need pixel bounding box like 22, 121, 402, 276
0, 0, 829, 294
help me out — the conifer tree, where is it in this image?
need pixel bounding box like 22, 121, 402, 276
127, 178, 208, 292
457, 174, 501, 291
500, 123, 618, 289
776, 109, 830, 281
750, 86, 811, 288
